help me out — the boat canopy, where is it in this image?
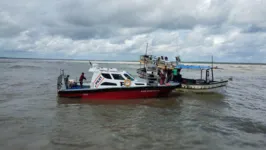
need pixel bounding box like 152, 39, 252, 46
175, 64, 212, 70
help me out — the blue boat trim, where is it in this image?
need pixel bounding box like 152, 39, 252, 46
175, 64, 212, 70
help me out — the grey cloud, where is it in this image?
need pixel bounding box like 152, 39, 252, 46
157, 16, 197, 30
241, 24, 266, 33
0, 11, 24, 37
53, 0, 233, 39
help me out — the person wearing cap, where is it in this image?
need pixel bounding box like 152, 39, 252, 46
79, 72, 87, 88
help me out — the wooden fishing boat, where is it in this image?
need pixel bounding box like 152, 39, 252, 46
137, 54, 228, 93
175, 64, 228, 93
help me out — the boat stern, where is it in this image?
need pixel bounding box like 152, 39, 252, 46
57, 69, 65, 92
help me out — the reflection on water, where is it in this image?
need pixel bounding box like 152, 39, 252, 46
52, 96, 185, 149
57, 96, 183, 109
52, 91, 232, 150
178, 92, 226, 101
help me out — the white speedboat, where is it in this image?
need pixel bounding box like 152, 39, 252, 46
57, 63, 180, 101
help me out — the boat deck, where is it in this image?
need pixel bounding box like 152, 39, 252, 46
59, 82, 181, 92
66, 85, 90, 90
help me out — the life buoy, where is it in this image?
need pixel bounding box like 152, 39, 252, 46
124, 79, 131, 87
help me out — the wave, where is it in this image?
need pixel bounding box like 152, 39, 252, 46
9, 65, 42, 69
69, 60, 139, 64
220, 116, 266, 134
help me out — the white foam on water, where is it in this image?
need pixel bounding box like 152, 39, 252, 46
67, 60, 139, 64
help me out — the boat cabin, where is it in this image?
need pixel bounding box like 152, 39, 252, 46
57, 64, 148, 91
175, 64, 217, 84
88, 64, 147, 89
139, 55, 156, 64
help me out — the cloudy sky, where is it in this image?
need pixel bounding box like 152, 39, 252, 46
0, 0, 266, 62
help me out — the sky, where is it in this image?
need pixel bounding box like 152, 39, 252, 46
0, 0, 266, 62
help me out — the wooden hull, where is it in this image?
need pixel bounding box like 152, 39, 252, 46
176, 81, 228, 93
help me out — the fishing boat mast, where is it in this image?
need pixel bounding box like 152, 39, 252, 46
144, 43, 148, 81
211, 55, 214, 81
145, 43, 148, 55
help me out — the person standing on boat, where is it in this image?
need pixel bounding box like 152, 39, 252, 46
167, 68, 172, 83
206, 70, 210, 83
163, 66, 168, 83
175, 69, 183, 83
177, 72, 182, 83
172, 68, 178, 82
79, 72, 87, 88
159, 69, 165, 85
175, 56, 181, 66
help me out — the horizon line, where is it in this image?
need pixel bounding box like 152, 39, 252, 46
0, 56, 265, 65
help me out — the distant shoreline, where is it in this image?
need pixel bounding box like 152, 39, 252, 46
1, 57, 265, 65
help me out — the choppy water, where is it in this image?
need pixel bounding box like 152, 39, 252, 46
0, 58, 266, 150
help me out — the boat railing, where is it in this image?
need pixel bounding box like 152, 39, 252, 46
57, 69, 65, 90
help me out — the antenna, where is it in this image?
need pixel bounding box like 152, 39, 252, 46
145, 43, 148, 55
144, 43, 149, 83
144, 43, 149, 67
211, 55, 213, 68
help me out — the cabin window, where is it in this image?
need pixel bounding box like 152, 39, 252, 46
124, 74, 134, 81
135, 83, 144, 85
101, 82, 117, 86
101, 73, 112, 79
111, 74, 125, 80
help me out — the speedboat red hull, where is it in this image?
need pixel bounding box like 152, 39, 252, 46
58, 85, 179, 100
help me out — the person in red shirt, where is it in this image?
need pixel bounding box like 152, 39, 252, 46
159, 69, 165, 85
79, 72, 86, 88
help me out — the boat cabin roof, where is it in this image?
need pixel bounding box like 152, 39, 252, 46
175, 64, 221, 70
175, 64, 211, 70
140, 54, 154, 57
88, 64, 135, 79
89, 66, 129, 74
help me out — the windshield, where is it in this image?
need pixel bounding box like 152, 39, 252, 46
124, 73, 135, 81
